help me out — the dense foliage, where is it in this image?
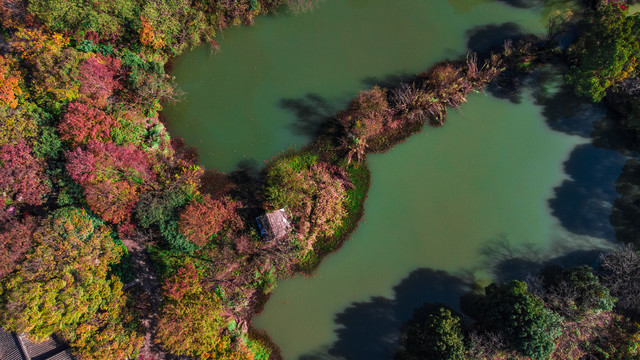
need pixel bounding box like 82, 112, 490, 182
477, 281, 563, 359
566, 4, 640, 102
395, 306, 465, 360
0, 208, 143, 359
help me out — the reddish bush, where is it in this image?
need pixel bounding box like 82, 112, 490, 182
0, 141, 50, 206
337, 86, 392, 162
79, 54, 122, 107
0, 217, 36, 279
84, 180, 139, 224
67, 141, 153, 184
58, 102, 119, 145
67, 141, 154, 223
163, 263, 200, 301
179, 195, 243, 246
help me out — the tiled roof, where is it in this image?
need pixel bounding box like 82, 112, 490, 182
0, 329, 74, 360
19, 333, 59, 358
0, 330, 23, 360
43, 349, 74, 360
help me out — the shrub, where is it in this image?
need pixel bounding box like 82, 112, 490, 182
546, 265, 615, 318
476, 280, 563, 360
0, 140, 50, 206
395, 306, 465, 360
264, 153, 348, 249
178, 194, 243, 246
565, 5, 640, 102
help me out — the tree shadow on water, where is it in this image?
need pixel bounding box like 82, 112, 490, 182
280, 94, 342, 139
549, 144, 626, 241
298, 268, 471, 360
611, 158, 640, 246
466, 22, 528, 62
361, 72, 417, 90
478, 233, 614, 284
486, 63, 632, 241
532, 69, 632, 240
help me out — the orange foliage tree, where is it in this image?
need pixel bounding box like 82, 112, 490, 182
0, 55, 22, 108
178, 194, 243, 246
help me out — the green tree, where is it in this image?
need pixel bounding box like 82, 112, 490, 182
565, 5, 640, 102
476, 280, 562, 360
546, 265, 615, 318
28, 0, 137, 39
395, 306, 465, 360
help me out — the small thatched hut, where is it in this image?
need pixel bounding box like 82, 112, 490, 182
256, 208, 291, 240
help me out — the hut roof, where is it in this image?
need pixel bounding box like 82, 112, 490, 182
257, 208, 291, 240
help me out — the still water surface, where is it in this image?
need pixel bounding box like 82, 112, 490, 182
164, 0, 559, 172
163, 1, 621, 359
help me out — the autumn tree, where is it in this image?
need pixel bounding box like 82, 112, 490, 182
58, 102, 120, 145
61, 286, 144, 360
0, 140, 50, 206
11, 28, 83, 111
0, 208, 123, 340
0, 55, 22, 108
139, 17, 165, 49
66, 141, 155, 223
0, 217, 36, 279
78, 54, 122, 107
179, 194, 243, 246
157, 262, 235, 357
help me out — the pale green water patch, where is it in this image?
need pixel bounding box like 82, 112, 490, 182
253, 92, 586, 359
163, 0, 548, 172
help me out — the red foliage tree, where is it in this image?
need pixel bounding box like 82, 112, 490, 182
66, 141, 154, 223
58, 101, 120, 145
84, 180, 139, 224
178, 194, 243, 246
79, 54, 122, 107
0, 217, 36, 279
67, 141, 153, 184
0, 140, 50, 206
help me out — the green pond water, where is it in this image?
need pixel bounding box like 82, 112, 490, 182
163, 0, 568, 172
163, 1, 620, 359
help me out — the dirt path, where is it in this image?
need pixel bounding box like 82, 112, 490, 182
122, 238, 167, 360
